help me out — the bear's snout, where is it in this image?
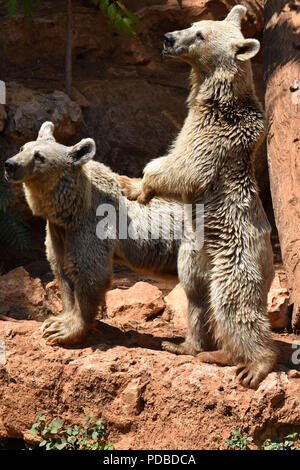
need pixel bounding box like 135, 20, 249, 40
4, 159, 19, 180
164, 33, 175, 48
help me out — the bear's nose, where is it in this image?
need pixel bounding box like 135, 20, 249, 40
4, 160, 18, 174
164, 33, 175, 47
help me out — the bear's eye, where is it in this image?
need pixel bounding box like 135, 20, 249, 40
34, 152, 45, 163
196, 32, 204, 40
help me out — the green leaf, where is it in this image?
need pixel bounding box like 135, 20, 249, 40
54, 437, 67, 450
99, 0, 109, 14
110, 10, 123, 33
117, 2, 140, 25
39, 440, 47, 447
28, 422, 40, 434
45, 441, 54, 450
121, 17, 136, 37
5, 0, 19, 17
22, 0, 34, 16
49, 420, 63, 434
72, 425, 79, 436
68, 435, 77, 445
107, 3, 118, 25
104, 442, 115, 450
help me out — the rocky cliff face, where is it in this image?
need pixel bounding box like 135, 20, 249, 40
265, 0, 300, 329
0, 266, 299, 450
0, 0, 269, 198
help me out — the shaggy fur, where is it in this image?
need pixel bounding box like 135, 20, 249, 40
119, 5, 276, 388
5, 122, 188, 342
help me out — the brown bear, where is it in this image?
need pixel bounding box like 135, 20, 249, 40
119, 4, 276, 388
4, 121, 186, 345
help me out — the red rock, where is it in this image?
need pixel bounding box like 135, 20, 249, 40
267, 272, 289, 330
44, 280, 63, 316
265, 1, 300, 329
0, 267, 45, 319
164, 283, 188, 330
0, 319, 298, 450
106, 281, 164, 321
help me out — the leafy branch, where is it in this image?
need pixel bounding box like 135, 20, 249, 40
27, 411, 114, 450
2, 0, 183, 37
2, 0, 183, 95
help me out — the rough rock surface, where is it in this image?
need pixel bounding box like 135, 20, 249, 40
267, 270, 290, 330
0, 267, 45, 320
0, 318, 299, 450
265, 0, 300, 329
0, 0, 269, 202
5, 83, 82, 143
0, 0, 275, 281
0, 266, 299, 450
163, 283, 188, 328
106, 281, 165, 321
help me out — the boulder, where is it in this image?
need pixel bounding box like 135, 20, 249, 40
267, 271, 290, 330
0, 268, 61, 321
5, 83, 82, 144
164, 283, 188, 329
0, 267, 45, 320
0, 318, 298, 450
265, 0, 300, 329
106, 281, 165, 321
44, 280, 63, 317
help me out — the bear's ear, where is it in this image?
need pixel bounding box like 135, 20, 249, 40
37, 121, 56, 142
68, 138, 96, 166
224, 4, 247, 29
231, 38, 260, 61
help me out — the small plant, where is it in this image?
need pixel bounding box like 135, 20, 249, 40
27, 411, 114, 450
262, 433, 300, 451
0, 175, 30, 251
225, 428, 253, 450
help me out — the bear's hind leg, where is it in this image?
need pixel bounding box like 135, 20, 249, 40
162, 299, 212, 355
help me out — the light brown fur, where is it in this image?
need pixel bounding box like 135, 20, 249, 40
119, 5, 277, 388
5, 122, 185, 345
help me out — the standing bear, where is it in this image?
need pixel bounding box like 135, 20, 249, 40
120, 4, 277, 388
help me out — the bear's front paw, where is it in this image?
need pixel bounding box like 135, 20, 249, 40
137, 184, 155, 205
118, 175, 142, 201
41, 313, 88, 346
